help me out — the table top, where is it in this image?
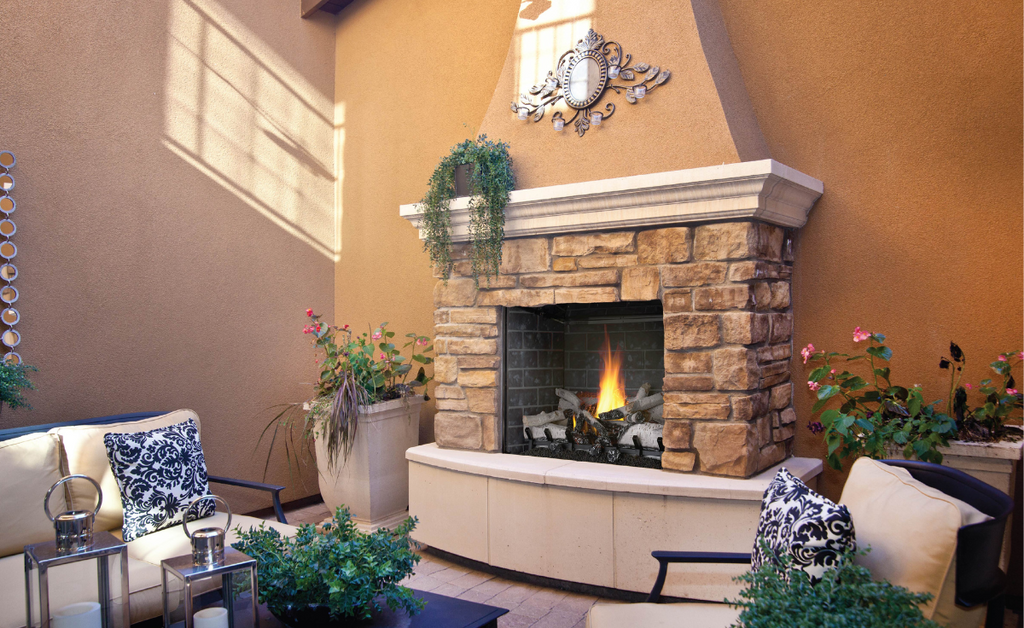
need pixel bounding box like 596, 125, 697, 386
245, 590, 508, 628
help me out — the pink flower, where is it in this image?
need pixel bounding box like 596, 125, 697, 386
306, 309, 313, 317
316, 323, 322, 333
830, 368, 836, 374
302, 325, 313, 334
807, 381, 821, 392
853, 327, 871, 342
965, 383, 972, 390
343, 324, 350, 330
1008, 388, 1019, 396
999, 354, 1007, 362
800, 343, 815, 364
417, 338, 428, 346
1019, 351, 1023, 361
380, 353, 385, 360
372, 330, 383, 339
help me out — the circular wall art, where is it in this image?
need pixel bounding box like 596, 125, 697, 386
0, 151, 21, 362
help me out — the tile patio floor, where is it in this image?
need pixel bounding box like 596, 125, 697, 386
275, 500, 1022, 628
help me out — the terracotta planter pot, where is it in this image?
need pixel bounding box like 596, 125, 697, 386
314, 396, 424, 532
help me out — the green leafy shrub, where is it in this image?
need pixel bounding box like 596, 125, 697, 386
940, 343, 1022, 441
729, 544, 940, 628
0, 360, 36, 417
802, 329, 956, 470
232, 506, 425, 622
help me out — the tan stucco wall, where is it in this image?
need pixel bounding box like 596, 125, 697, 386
338, 0, 1021, 501
332, 0, 521, 442
0, 0, 338, 510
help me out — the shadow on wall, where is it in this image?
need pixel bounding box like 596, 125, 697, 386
162, 0, 337, 260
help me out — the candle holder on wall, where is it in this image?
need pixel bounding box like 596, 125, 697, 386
510, 29, 671, 137
0, 150, 20, 365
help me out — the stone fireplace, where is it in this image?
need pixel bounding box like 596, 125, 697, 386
400, 159, 824, 600
410, 160, 820, 478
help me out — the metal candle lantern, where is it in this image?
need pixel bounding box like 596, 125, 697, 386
160, 496, 258, 628
24, 475, 130, 628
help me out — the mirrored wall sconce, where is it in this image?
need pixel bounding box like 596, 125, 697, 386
511, 29, 670, 137
0, 151, 19, 365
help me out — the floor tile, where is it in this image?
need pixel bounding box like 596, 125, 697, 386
497, 612, 537, 628
532, 608, 586, 628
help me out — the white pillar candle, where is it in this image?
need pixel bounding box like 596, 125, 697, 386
52, 602, 101, 628
194, 607, 229, 628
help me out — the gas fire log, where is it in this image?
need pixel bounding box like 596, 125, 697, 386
522, 410, 566, 428
524, 386, 665, 445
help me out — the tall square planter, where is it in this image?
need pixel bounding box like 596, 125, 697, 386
314, 396, 424, 531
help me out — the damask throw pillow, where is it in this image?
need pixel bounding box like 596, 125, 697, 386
103, 419, 215, 542
751, 467, 856, 583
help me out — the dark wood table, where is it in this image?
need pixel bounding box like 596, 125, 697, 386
247, 590, 508, 628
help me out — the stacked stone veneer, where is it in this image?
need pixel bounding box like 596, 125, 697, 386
431, 220, 797, 478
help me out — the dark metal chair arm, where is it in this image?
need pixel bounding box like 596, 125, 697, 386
208, 475, 288, 524
646, 552, 752, 602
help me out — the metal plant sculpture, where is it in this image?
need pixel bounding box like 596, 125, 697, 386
511, 29, 670, 137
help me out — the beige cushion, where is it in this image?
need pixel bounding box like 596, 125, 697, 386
587, 602, 739, 628
50, 409, 202, 531
0, 432, 68, 557
840, 458, 989, 628
0, 549, 165, 628
117, 512, 298, 567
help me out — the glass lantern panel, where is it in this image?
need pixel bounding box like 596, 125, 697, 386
162, 567, 256, 628
25, 552, 127, 628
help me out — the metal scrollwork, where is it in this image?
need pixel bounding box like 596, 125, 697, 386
511, 29, 670, 137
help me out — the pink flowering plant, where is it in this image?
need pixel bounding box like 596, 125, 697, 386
940, 343, 1022, 442
263, 311, 433, 474
803, 328, 956, 471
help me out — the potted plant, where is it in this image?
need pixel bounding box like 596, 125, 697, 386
930, 344, 1023, 496
801, 328, 958, 471
232, 506, 425, 626
420, 135, 515, 285
729, 544, 940, 627
263, 310, 433, 530
0, 360, 36, 418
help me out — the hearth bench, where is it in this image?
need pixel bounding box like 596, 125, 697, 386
0, 409, 299, 627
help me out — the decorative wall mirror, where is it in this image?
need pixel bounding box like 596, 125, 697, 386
511, 29, 670, 137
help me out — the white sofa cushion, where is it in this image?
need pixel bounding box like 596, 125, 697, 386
51, 409, 201, 531
0, 432, 68, 557
839, 457, 990, 627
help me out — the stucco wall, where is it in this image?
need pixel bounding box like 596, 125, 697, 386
332, 0, 521, 442
0, 0, 338, 510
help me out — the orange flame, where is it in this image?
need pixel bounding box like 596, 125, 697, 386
595, 328, 627, 416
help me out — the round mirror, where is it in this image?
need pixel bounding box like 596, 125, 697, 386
2, 330, 20, 348
0, 242, 16, 260
0, 197, 14, 214
4, 352, 21, 365
0, 152, 14, 169
563, 51, 607, 109
0, 175, 13, 192
1, 308, 19, 325
0, 264, 17, 281
0, 220, 16, 237
1, 286, 18, 304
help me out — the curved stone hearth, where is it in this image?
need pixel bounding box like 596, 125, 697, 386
408, 444, 822, 601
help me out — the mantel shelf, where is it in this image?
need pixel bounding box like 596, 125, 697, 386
400, 159, 824, 242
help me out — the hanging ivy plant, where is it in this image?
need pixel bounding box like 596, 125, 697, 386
420, 136, 514, 285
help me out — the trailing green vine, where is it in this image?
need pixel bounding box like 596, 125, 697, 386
420, 136, 514, 285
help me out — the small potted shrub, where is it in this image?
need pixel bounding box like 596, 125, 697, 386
0, 359, 36, 418
232, 506, 425, 626
729, 545, 940, 627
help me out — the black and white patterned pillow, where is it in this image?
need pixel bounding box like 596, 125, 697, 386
751, 467, 855, 583
103, 419, 215, 542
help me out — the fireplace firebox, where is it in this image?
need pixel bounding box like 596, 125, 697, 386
504, 301, 666, 467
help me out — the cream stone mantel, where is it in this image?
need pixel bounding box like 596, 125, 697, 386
400, 159, 823, 240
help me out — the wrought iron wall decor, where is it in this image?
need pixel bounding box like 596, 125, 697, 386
0, 150, 20, 364
511, 29, 670, 137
